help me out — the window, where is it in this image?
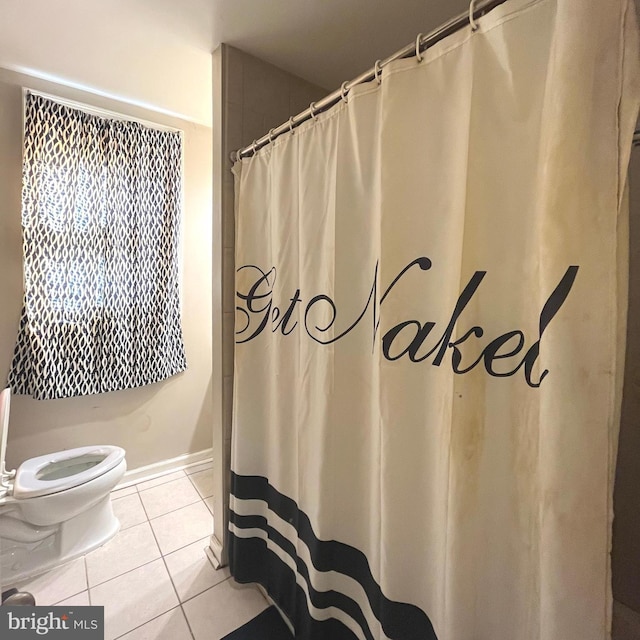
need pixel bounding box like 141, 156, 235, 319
9, 93, 187, 400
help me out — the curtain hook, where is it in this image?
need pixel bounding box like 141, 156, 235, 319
341, 81, 349, 103
288, 117, 295, 134
374, 60, 382, 85
309, 102, 318, 120
251, 140, 258, 155
415, 34, 424, 62
469, 0, 479, 31
268, 128, 276, 143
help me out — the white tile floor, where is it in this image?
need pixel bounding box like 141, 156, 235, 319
12, 463, 269, 640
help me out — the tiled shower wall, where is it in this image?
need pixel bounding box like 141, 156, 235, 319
212, 44, 327, 557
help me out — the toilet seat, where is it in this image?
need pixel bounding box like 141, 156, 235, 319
13, 446, 126, 499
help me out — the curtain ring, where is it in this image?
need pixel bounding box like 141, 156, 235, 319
251, 140, 258, 155
268, 128, 276, 143
374, 60, 382, 85
341, 81, 349, 103
415, 34, 423, 62
288, 117, 295, 134
469, 0, 479, 31
309, 102, 318, 120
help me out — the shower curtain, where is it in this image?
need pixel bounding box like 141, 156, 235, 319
230, 0, 640, 638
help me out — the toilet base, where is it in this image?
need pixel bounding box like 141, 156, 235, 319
1, 494, 120, 587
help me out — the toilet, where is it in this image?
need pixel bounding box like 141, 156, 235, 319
0, 388, 126, 585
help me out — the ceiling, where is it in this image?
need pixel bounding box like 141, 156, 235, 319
0, 0, 471, 124
165, 0, 471, 90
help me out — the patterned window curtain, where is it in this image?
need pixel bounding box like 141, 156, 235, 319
8, 93, 187, 400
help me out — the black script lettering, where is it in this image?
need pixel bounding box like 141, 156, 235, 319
447, 268, 578, 386
431, 272, 486, 365
481, 330, 525, 376
449, 267, 578, 385
519, 265, 579, 387
392, 271, 486, 365
380, 257, 433, 304
382, 321, 436, 361
304, 263, 379, 345
449, 326, 485, 373
235, 265, 275, 343
304, 257, 434, 346
274, 290, 301, 335
235, 257, 579, 389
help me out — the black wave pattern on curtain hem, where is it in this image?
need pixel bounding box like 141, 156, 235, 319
229, 472, 438, 640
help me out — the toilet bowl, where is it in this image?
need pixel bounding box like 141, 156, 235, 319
0, 388, 126, 585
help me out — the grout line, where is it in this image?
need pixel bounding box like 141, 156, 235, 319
52, 588, 87, 607
84, 557, 91, 606
45, 494, 213, 630
107, 575, 240, 640
140, 492, 196, 640
184, 469, 215, 501
116, 517, 148, 533
112, 605, 185, 640
134, 470, 188, 493
105, 491, 181, 639
178, 575, 233, 607
113, 480, 206, 524
143, 497, 203, 521
88, 552, 161, 591
185, 472, 207, 500
23, 558, 88, 606
185, 463, 214, 477
180, 602, 197, 640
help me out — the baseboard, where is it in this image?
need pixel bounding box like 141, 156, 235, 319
613, 599, 640, 640
115, 448, 213, 489
206, 535, 226, 569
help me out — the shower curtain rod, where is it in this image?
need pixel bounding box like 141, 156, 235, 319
232, 0, 509, 162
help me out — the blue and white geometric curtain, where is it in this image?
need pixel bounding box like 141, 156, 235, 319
8, 93, 187, 400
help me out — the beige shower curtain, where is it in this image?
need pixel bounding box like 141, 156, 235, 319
230, 0, 640, 638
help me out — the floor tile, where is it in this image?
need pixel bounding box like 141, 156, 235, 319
136, 471, 185, 492
112, 492, 148, 530
204, 497, 214, 515
13, 557, 87, 606
182, 579, 268, 640
111, 485, 138, 499
118, 607, 193, 640
90, 559, 179, 640
86, 521, 160, 587
185, 461, 213, 476
164, 537, 230, 602
188, 469, 214, 499
55, 590, 90, 607
222, 606, 293, 640
139, 477, 201, 519
150, 502, 213, 555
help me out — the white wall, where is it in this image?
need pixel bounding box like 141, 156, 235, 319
0, 1, 213, 470
0, 0, 212, 126
0, 73, 212, 471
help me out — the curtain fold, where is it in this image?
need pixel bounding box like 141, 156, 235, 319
230, 1, 640, 638
9, 94, 186, 399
